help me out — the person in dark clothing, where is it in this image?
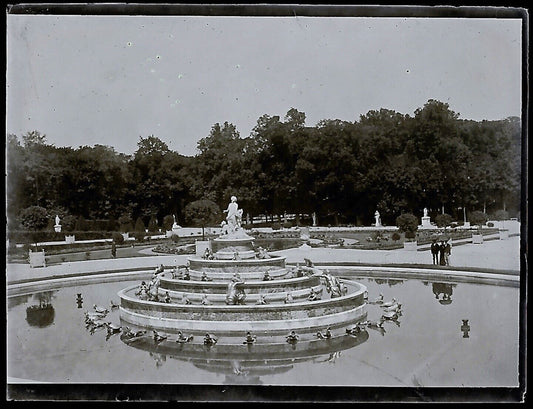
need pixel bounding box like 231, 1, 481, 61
430, 240, 439, 265
444, 241, 452, 266
111, 242, 117, 258
439, 241, 447, 265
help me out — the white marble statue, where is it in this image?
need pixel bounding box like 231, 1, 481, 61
424, 208, 428, 217
55, 215, 60, 226
172, 214, 179, 229
224, 196, 240, 233
374, 210, 381, 226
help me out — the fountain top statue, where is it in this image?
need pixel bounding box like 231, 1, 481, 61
223, 195, 243, 235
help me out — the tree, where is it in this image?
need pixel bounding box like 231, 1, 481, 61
162, 215, 174, 231
118, 214, 133, 233
75, 215, 87, 231
492, 209, 509, 221
148, 215, 158, 232
435, 213, 453, 232
134, 217, 146, 232
190, 122, 258, 214
396, 213, 419, 241
112, 231, 124, 244
128, 135, 190, 224
19, 206, 49, 230
391, 232, 401, 243
469, 210, 488, 232
184, 199, 221, 240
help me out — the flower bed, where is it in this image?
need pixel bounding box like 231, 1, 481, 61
152, 243, 195, 255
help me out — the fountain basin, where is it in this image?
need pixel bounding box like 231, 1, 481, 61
161, 284, 324, 304
186, 267, 289, 281
159, 274, 321, 294
119, 303, 366, 336
119, 279, 366, 333
188, 256, 286, 275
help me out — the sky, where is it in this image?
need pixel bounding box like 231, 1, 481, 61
6, 13, 522, 157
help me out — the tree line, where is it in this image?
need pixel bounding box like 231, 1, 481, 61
6, 99, 521, 233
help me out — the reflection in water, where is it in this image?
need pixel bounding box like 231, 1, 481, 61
374, 278, 404, 287
117, 329, 370, 384
432, 282, 456, 305
149, 351, 167, 368
25, 291, 56, 328
461, 319, 471, 338
76, 293, 83, 309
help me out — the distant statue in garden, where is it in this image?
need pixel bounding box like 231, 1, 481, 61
424, 208, 428, 217
172, 214, 179, 229
55, 215, 60, 226
374, 210, 381, 227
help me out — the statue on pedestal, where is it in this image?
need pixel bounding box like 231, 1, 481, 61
172, 214, 180, 230
223, 196, 243, 234
374, 210, 381, 227
54, 215, 62, 232
421, 207, 431, 228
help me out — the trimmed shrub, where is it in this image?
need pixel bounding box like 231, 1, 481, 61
112, 231, 124, 244
435, 213, 453, 229
492, 209, 509, 221
19, 206, 49, 230
133, 231, 145, 243
396, 213, 419, 241
148, 215, 158, 232
469, 211, 488, 229
134, 217, 146, 232
118, 214, 133, 232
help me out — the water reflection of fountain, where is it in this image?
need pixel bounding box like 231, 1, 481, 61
119, 330, 369, 383
25, 291, 56, 328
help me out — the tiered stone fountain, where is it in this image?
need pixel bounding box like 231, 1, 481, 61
118, 197, 368, 351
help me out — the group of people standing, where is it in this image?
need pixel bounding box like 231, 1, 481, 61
431, 239, 452, 266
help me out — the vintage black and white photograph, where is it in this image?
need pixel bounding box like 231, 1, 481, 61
6, 4, 527, 402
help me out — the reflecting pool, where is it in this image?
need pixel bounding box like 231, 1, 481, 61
7, 274, 519, 386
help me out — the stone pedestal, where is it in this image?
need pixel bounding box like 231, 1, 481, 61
463, 222, 471, 228
421, 216, 431, 228
121, 232, 129, 241
29, 250, 46, 268
54, 224, 62, 232
172, 223, 181, 236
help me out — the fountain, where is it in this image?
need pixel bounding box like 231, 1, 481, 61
118, 196, 368, 349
